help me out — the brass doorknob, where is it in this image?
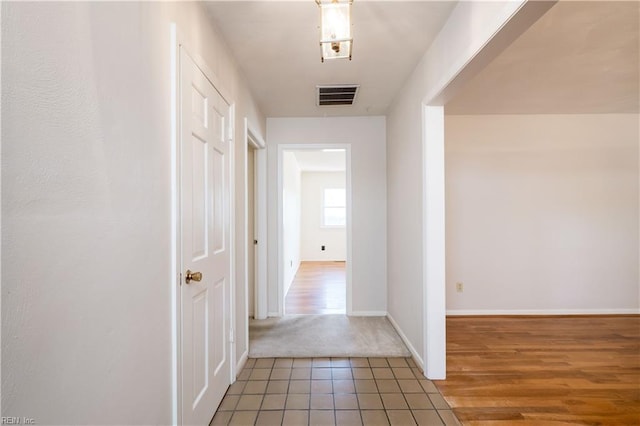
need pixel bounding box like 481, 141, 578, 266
185, 270, 203, 284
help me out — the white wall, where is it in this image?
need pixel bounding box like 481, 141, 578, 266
445, 114, 640, 314
385, 1, 538, 374
267, 117, 387, 316
282, 152, 302, 297
386, 90, 427, 363
301, 172, 347, 261
1, 2, 265, 424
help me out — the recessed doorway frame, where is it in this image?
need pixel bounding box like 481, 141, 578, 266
276, 144, 353, 317
244, 119, 268, 322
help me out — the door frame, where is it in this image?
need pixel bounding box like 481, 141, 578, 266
244, 119, 268, 321
276, 144, 353, 316
170, 24, 236, 424
422, 105, 446, 380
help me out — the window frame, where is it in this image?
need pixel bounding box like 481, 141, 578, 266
321, 187, 346, 228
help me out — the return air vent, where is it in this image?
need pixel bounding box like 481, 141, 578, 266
317, 85, 359, 106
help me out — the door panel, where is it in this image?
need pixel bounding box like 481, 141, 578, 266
213, 147, 225, 253
180, 47, 231, 426
212, 277, 226, 375
191, 288, 208, 405
191, 135, 208, 260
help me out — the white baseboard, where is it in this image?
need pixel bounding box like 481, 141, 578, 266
283, 261, 302, 298
264, 311, 387, 318
235, 350, 249, 382
386, 313, 424, 372
447, 309, 640, 316
350, 311, 387, 317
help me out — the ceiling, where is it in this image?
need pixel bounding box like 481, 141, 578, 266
205, 1, 639, 118
446, 1, 640, 115
204, 1, 457, 117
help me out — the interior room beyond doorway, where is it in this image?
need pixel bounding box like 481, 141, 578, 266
281, 148, 348, 316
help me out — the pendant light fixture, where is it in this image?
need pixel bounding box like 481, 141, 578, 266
316, 0, 353, 62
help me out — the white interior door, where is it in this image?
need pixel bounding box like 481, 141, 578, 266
180, 47, 231, 425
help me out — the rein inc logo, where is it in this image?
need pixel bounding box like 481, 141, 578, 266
1, 418, 35, 425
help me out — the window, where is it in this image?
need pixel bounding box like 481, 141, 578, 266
322, 188, 346, 227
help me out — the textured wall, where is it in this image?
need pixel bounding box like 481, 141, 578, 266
1, 2, 265, 423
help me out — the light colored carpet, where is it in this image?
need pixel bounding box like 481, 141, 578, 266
249, 315, 411, 358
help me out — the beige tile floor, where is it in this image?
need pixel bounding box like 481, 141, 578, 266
210, 357, 460, 426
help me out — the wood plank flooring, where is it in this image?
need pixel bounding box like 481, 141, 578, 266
434, 315, 640, 425
285, 261, 346, 315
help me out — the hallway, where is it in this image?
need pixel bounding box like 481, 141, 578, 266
251, 264, 407, 359
285, 262, 346, 315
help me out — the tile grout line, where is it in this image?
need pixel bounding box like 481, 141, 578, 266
213, 357, 459, 426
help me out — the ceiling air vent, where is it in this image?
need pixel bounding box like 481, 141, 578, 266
317, 85, 359, 106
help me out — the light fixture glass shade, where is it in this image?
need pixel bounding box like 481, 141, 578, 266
318, 1, 352, 62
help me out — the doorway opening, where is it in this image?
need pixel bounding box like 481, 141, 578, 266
278, 146, 351, 316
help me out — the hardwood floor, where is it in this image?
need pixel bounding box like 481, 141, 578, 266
285, 261, 346, 315
434, 315, 640, 425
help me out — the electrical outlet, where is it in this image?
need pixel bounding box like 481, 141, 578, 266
456, 282, 464, 292
321, 245, 326, 251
